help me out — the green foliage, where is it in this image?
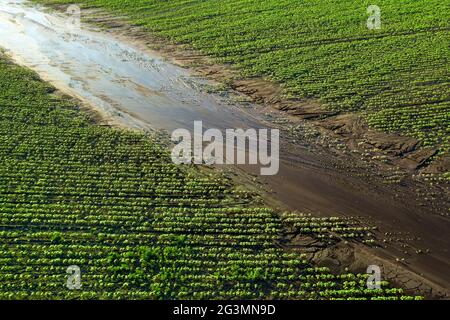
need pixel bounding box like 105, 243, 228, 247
0, 53, 418, 299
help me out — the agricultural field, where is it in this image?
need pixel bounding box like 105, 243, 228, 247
0, 54, 420, 300
0, 0, 448, 305
34, 0, 450, 156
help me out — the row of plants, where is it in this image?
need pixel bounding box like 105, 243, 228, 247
0, 54, 420, 299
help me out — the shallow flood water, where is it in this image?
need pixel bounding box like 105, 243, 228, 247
0, 0, 264, 132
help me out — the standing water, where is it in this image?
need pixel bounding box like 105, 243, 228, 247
0, 0, 264, 132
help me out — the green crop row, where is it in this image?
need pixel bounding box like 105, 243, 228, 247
0, 54, 420, 299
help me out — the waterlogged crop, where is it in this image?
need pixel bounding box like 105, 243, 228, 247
0, 55, 420, 300
34, 0, 450, 157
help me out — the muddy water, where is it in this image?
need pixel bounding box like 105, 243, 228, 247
1, 0, 449, 291
0, 0, 266, 132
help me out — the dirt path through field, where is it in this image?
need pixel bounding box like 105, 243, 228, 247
0, 0, 448, 296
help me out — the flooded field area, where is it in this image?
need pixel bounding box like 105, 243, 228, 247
0, 0, 449, 294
